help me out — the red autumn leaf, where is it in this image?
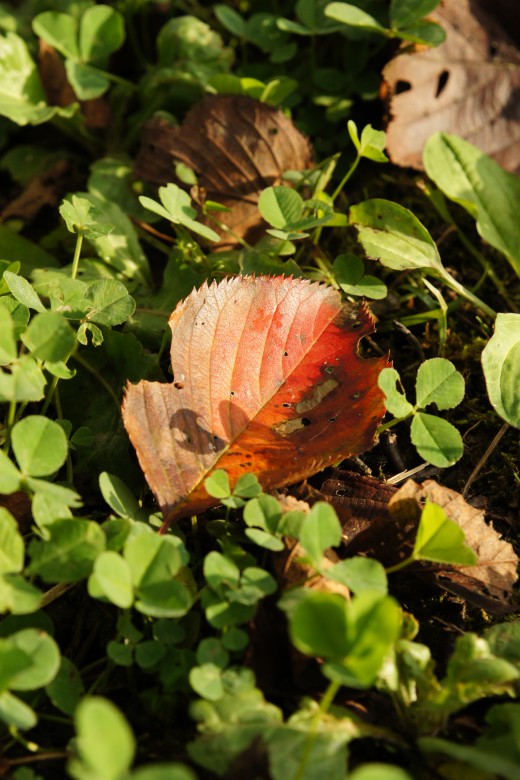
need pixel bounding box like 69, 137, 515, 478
122, 276, 388, 525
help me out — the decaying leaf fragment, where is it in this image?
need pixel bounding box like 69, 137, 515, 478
122, 276, 387, 525
38, 40, 110, 128
389, 479, 519, 606
134, 95, 313, 246
272, 494, 350, 599
382, 0, 520, 173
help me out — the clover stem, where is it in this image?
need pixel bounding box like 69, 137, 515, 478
71, 353, 120, 408
70, 233, 84, 280
90, 66, 138, 92
376, 415, 410, 436
3, 399, 16, 453
292, 679, 341, 780
204, 212, 255, 252
422, 278, 448, 348
41, 376, 60, 416
453, 227, 519, 312
385, 554, 416, 575
331, 153, 361, 202
440, 269, 496, 318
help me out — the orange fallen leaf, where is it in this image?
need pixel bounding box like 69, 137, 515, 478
122, 276, 388, 526
382, 0, 520, 173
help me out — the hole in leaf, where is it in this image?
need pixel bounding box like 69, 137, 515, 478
282, 402, 291, 408
435, 70, 450, 98
352, 321, 362, 329
395, 79, 411, 94
489, 41, 499, 58
328, 417, 336, 423
301, 418, 311, 426
284, 351, 289, 356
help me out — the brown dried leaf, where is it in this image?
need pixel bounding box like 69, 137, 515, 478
296, 470, 399, 554
389, 479, 519, 604
383, 0, 520, 173
134, 95, 313, 246
0, 492, 32, 535
295, 472, 518, 613
1, 159, 71, 223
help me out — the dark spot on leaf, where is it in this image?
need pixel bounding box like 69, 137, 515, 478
174, 382, 184, 389
352, 321, 362, 329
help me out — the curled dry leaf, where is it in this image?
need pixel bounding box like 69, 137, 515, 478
382, 0, 520, 173
0, 159, 72, 223
134, 95, 313, 246
122, 275, 388, 526
389, 479, 519, 606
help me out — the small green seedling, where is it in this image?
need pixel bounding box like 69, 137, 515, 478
205, 469, 263, 509
386, 501, 477, 574
140, 183, 220, 243
333, 254, 387, 299
32, 5, 126, 100
60, 194, 114, 280
378, 358, 465, 467
258, 185, 336, 241
285, 589, 402, 688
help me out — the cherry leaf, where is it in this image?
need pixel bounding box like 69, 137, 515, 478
122, 276, 387, 525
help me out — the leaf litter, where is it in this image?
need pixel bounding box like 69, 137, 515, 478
296, 470, 518, 613
134, 94, 313, 246
382, 0, 520, 173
